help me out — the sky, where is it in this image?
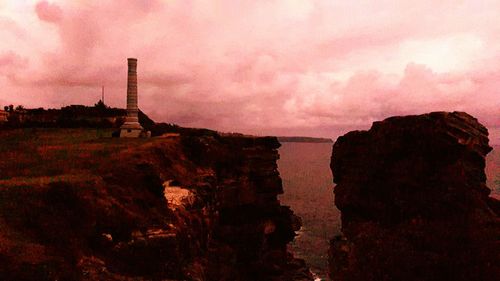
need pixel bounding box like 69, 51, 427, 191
0, 0, 499, 142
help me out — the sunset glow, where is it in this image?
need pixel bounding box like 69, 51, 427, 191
1, 0, 499, 142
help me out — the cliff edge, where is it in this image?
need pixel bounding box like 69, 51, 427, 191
329, 112, 500, 281
0, 129, 312, 281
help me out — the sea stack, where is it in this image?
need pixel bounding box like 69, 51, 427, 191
329, 112, 500, 281
120, 58, 144, 138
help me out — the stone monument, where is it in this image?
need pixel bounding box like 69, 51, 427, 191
120, 58, 144, 138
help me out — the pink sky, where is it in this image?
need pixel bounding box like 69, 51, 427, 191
1, 1, 499, 142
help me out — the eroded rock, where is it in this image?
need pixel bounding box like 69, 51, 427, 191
329, 112, 500, 281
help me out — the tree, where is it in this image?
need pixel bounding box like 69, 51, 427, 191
95, 100, 107, 109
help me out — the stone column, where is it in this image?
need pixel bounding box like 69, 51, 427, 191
120, 58, 143, 137
126, 58, 139, 123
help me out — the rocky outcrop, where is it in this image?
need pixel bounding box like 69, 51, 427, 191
181, 135, 312, 281
0, 130, 312, 281
329, 112, 500, 281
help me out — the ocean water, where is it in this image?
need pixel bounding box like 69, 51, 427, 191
278, 143, 499, 280
277, 142, 339, 280
486, 145, 500, 198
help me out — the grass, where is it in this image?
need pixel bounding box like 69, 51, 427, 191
0, 128, 151, 183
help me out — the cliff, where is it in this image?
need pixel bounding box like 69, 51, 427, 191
0, 129, 313, 281
329, 112, 500, 281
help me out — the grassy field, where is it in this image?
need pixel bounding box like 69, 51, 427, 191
0, 128, 152, 184
0, 128, 194, 279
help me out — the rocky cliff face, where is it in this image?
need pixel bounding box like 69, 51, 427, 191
329, 112, 500, 281
0, 130, 312, 281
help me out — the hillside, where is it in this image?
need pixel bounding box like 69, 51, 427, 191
0, 128, 313, 281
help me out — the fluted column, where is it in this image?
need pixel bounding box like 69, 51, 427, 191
120, 58, 143, 137
126, 58, 139, 123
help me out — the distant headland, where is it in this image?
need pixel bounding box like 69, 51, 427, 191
277, 136, 333, 143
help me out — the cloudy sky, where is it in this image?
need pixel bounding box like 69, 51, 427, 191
1, 0, 499, 142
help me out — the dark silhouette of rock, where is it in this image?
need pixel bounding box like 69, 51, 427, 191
329, 111, 500, 281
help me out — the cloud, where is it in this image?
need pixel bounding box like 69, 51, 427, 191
0, 0, 499, 143
35, 0, 62, 23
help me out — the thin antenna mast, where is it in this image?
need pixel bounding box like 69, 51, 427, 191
102, 86, 104, 104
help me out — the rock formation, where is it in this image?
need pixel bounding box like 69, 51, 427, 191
0, 131, 312, 281
329, 112, 500, 281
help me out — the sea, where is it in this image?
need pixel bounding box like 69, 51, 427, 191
277, 143, 500, 280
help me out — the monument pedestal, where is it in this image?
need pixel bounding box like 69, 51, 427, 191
120, 122, 143, 138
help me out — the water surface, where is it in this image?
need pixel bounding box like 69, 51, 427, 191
277, 142, 339, 280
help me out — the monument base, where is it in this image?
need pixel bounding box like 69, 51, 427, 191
120, 128, 143, 138
120, 122, 144, 138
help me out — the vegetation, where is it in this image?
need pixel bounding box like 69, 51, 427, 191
0, 103, 221, 139
0, 128, 125, 182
